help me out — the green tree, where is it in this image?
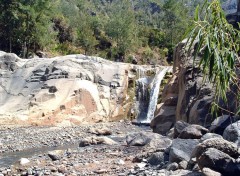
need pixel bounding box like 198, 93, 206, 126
105, 0, 139, 61
187, 0, 240, 114
0, 0, 55, 57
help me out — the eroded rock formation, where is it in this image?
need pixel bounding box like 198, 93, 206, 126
0, 51, 170, 126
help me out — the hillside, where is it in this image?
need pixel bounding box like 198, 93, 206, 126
0, 0, 204, 64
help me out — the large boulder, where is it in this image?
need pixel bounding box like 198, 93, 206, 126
150, 106, 176, 135
197, 148, 240, 175
178, 124, 208, 139
147, 152, 169, 166
200, 133, 223, 142
126, 132, 172, 150
191, 138, 239, 159
173, 121, 190, 138
223, 120, 240, 146
169, 138, 199, 163
210, 115, 239, 135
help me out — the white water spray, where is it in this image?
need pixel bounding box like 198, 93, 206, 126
141, 67, 171, 123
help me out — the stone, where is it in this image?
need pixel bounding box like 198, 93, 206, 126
178, 160, 188, 170
166, 162, 178, 171
223, 120, 240, 146
197, 148, 240, 175
79, 136, 117, 147
191, 138, 239, 159
126, 131, 169, 148
173, 121, 189, 138
150, 106, 176, 135
147, 152, 168, 166
202, 168, 222, 176
200, 133, 223, 142
178, 124, 208, 139
126, 132, 151, 146
88, 127, 112, 136
169, 138, 199, 163
19, 158, 30, 165
136, 163, 146, 169
48, 150, 65, 161
210, 115, 240, 135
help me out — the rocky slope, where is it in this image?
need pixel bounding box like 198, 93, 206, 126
0, 51, 171, 126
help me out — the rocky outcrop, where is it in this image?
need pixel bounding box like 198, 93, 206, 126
151, 39, 239, 134
0, 51, 170, 126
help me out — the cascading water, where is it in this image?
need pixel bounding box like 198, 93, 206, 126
135, 77, 151, 121
143, 67, 171, 123
134, 67, 172, 124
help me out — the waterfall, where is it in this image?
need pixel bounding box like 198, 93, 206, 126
135, 77, 151, 121
134, 67, 171, 124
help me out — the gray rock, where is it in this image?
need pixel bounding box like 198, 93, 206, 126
191, 138, 239, 159
200, 133, 223, 142
48, 150, 64, 161
178, 160, 188, 169
173, 121, 189, 138
210, 115, 239, 135
79, 136, 117, 147
126, 132, 151, 146
178, 124, 208, 139
150, 106, 176, 135
202, 168, 222, 176
147, 152, 168, 166
126, 132, 171, 149
166, 162, 178, 171
88, 127, 112, 136
169, 138, 199, 163
197, 148, 240, 175
223, 120, 240, 146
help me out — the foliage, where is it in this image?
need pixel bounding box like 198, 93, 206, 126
0, 0, 202, 62
187, 0, 240, 114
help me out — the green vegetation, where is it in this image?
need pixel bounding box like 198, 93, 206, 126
0, 0, 202, 63
187, 0, 240, 115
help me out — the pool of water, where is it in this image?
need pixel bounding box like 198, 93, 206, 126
0, 144, 78, 167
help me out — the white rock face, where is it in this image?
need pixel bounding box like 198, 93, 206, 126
0, 51, 170, 126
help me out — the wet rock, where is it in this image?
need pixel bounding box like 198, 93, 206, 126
223, 120, 240, 146
191, 138, 239, 159
202, 168, 222, 176
169, 138, 199, 163
48, 150, 65, 161
178, 124, 208, 139
79, 136, 117, 147
173, 121, 189, 138
200, 133, 223, 142
197, 148, 240, 175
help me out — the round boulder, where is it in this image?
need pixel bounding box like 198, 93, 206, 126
223, 120, 240, 146
178, 124, 208, 139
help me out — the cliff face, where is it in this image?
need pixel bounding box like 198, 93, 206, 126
151, 39, 239, 134
0, 51, 167, 126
